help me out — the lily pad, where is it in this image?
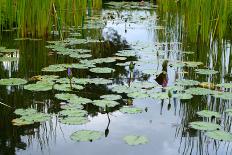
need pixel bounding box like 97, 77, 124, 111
60, 104, 84, 110
120, 106, 143, 114
172, 93, 193, 99
59, 109, 87, 117
195, 69, 218, 75
216, 83, 232, 89
0, 78, 27, 86
197, 110, 221, 118
127, 92, 149, 99
24, 82, 53, 91
42, 64, 66, 72
206, 130, 232, 142
189, 121, 221, 131
185, 87, 213, 95
14, 108, 37, 116
175, 79, 200, 86
100, 94, 122, 101
123, 135, 148, 146
213, 92, 232, 100
54, 84, 84, 91
89, 67, 115, 74
70, 130, 104, 142
12, 118, 34, 126
60, 117, 89, 125
21, 113, 51, 122
92, 100, 120, 108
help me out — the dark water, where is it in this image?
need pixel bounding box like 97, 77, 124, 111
1, 2, 232, 155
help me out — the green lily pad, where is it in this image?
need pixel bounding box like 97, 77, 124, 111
42, 64, 66, 72
206, 130, 232, 141
24, 82, 53, 91
175, 79, 200, 86
213, 92, 232, 100
0, 78, 27, 86
54, 84, 84, 91
120, 106, 143, 114
216, 83, 232, 89
60, 104, 84, 110
130, 81, 158, 89
12, 118, 34, 126
185, 87, 213, 95
0, 48, 18, 53
165, 86, 185, 91
100, 94, 122, 101
150, 92, 169, 99
123, 135, 148, 146
59, 109, 87, 117
70, 130, 104, 142
225, 109, 232, 116
197, 110, 221, 118
0, 56, 19, 62
189, 121, 221, 131
68, 96, 92, 105
184, 61, 203, 67
172, 93, 193, 99
195, 69, 218, 75
14, 108, 37, 116
115, 50, 137, 57
92, 100, 120, 108
60, 117, 89, 125
21, 113, 51, 122
55, 93, 77, 101
89, 67, 115, 74
127, 91, 149, 99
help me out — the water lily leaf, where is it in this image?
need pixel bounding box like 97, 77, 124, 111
92, 100, 120, 108
175, 79, 200, 86
111, 85, 137, 94
12, 118, 34, 126
54, 84, 84, 91
14, 108, 37, 116
184, 61, 203, 67
216, 83, 232, 89
130, 81, 158, 89
24, 82, 53, 91
189, 121, 221, 131
195, 69, 218, 75
213, 92, 232, 100
91, 57, 116, 64
31, 75, 59, 83
60, 104, 84, 110
0, 56, 18, 62
21, 113, 51, 122
0, 48, 18, 53
185, 87, 213, 95
68, 96, 92, 105
127, 91, 149, 99
89, 78, 112, 85
89, 67, 115, 74
115, 50, 136, 57
141, 69, 157, 75
149, 92, 169, 99
60, 117, 89, 125
69, 53, 92, 59
55, 93, 77, 101
225, 109, 232, 116
120, 106, 143, 114
0, 78, 27, 86
100, 94, 122, 101
206, 130, 232, 142
172, 93, 193, 99
42, 64, 66, 72
197, 110, 221, 118
123, 135, 148, 146
70, 130, 104, 142
165, 86, 184, 91
59, 109, 87, 117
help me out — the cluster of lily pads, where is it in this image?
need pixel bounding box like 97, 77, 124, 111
0, 47, 19, 62
189, 109, 232, 141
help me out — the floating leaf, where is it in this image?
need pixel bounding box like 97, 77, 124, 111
92, 100, 120, 108
197, 110, 221, 118
195, 69, 218, 75
213, 92, 232, 100
21, 113, 51, 122
60, 117, 89, 125
123, 135, 148, 146
59, 109, 87, 117
42, 64, 66, 72
54, 84, 84, 91
60, 104, 84, 110
12, 118, 34, 126
172, 93, 193, 99
127, 91, 149, 99
14, 108, 37, 116
120, 106, 143, 114
100, 94, 122, 101
175, 79, 200, 86
0, 78, 27, 86
206, 130, 232, 142
189, 121, 221, 131
185, 87, 213, 95
24, 82, 53, 91
89, 67, 115, 74
216, 83, 232, 89
70, 130, 104, 142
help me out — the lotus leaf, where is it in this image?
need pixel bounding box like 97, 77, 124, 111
70, 130, 104, 142
123, 135, 148, 146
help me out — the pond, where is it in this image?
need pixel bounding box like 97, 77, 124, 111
1, 1, 232, 155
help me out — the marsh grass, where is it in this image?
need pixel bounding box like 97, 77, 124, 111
0, 0, 102, 37
157, 0, 232, 43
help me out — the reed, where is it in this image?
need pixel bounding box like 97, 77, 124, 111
157, 0, 232, 43
0, 0, 102, 37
